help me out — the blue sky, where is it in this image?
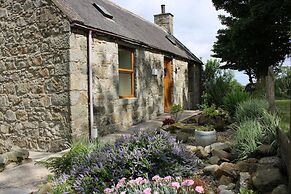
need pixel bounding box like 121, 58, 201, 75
111, 0, 250, 85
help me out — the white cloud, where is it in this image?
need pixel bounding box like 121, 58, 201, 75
111, 0, 248, 84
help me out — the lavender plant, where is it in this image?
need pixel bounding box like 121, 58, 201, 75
51, 129, 201, 193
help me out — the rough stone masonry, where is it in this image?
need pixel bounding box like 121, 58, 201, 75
0, 0, 71, 152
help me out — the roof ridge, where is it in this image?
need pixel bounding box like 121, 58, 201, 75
106, 0, 169, 34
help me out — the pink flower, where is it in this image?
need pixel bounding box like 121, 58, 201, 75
175, 176, 182, 181
181, 179, 194, 186
119, 177, 126, 184
135, 177, 145, 184
152, 175, 161, 181
104, 188, 114, 193
163, 176, 172, 181
120, 192, 126, 194
143, 188, 152, 194
153, 192, 158, 194
128, 180, 136, 185
195, 186, 204, 193
169, 182, 180, 189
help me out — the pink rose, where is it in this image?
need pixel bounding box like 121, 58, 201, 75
195, 186, 204, 193
181, 179, 194, 186
104, 188, 114, 193
163, 176, 172, 181
169, 182, 180, 189
119, 177, 126, 184
152, 175, 161, 181
120, 192, 126, 194
143, 188, 152, 194
153, 192, 158, 194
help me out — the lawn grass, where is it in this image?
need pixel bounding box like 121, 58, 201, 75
275, 99, 290, 134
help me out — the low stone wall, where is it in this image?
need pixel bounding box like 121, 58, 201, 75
277, 128, 291, 192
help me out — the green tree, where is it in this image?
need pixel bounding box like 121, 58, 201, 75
212, 0, 290, 111
275, 65, 291, 98
202, 59, 234, 107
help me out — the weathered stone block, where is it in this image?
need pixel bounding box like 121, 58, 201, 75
5, 110, 16, 121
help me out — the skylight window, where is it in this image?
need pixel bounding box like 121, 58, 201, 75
166, 35, 176, 45
93, 3, 113, 19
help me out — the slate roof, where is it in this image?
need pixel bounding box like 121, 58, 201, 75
53, 0, 202, 63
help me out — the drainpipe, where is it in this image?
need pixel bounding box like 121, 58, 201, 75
88, 30, 97, 139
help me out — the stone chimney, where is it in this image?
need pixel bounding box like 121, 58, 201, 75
154, 5, 174, 34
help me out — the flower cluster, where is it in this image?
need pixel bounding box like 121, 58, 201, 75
103, 175, 206, 194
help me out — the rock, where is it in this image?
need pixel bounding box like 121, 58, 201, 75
239, 172, 251, 189
209, 142, 230, 151
258, 156, 282, 169
196, 146, 209, 159
271, 184, 289, 194
236, 158, 258, 173
176, 132, 189, 143
218, 185, 228, 191
252, 168, 285, 192
209, 156, 220, 165
187, 145, 198, 152
219, 175, 233, 186
2, 152, 17, 162
256, 144, 276, 156
203, 164, 220, 175
204, 145, 212, 154
226, 183, 236, 190
12, 148, 29, 160
215, 162, 238, 179
219, 190, 235, 194
212, 149, 231, 161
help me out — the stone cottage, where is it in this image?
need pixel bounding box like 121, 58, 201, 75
0, 0, 202, 152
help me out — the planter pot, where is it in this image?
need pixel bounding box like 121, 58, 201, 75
195, 130, 217, 146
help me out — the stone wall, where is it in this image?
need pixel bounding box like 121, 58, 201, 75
69, 29, 89, 138
0, 0, 71, 153
90, 34, 164, 135
173, 59, 189, 109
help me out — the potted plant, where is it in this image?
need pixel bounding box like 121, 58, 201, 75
194, 125, 216, 146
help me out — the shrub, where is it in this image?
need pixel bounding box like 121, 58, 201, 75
202, 105, 227, 118
223, 89, 250, 116
171, 104, 184, 121
233, 120, 264, 160
235, 99, 268, 122
162, 117, 176, 126
39, 138, 102, 175
52, 129, 201, 193
103, 176, 207, 194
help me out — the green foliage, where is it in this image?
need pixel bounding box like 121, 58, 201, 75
233, 99, 279, 159
235, 99, 269, 122
194, 125, 214, 132
223, 89, 250, 116
202, 59, 235, 107
233, 120, 264, 160
171, 104, 184, 121
275, 66, 291, 98
202, 105, 227, 118
275, 99, 290, 134
39, 138, 102, 175
240, 187, 257, 194
212, 0, 290, 78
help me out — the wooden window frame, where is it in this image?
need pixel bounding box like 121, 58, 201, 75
118, 47, 135, 99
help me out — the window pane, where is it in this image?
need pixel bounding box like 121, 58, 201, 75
119, 73, 132, 96
118, 48, 132, 69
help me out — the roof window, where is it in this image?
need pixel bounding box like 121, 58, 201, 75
166, 35, 176, 45
93, 3, 113, 19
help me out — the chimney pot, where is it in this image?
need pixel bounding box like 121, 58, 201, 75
161, 4, 165, 14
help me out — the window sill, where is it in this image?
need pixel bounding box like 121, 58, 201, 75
119, 97, 137, 105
